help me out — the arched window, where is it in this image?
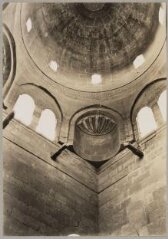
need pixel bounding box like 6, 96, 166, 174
13, 94, 35, 126
133, 54, 145, 69
158, 90, 167, 122
136, 106, 157, 138
36, 109, 57, 141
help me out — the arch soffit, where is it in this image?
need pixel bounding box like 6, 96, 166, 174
3, 23, 16, 97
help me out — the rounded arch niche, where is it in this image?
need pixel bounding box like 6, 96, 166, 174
73, 109, 122, 162
131, 78, 166, 141
9, 83, 63, 141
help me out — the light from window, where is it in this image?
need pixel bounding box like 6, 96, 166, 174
49, 61, 58, 72
159, 6, 165, 25
133, 54, 145, 69
91, 74, 102, 85
26, 18, 32, 32
68, 234, 80, 237
13, 94, 35, 126
158, 90, 167, 121
36, 109, 57, 141
44, 32, 48, 38
136, 106, 157, 138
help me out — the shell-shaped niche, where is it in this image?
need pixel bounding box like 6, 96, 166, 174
77, 114, 116, 136
74, 112, 120, 162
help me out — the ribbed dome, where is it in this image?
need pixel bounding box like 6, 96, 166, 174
21, 3, 160, 74
77, 114, 116, 135
20, 2, 165, 92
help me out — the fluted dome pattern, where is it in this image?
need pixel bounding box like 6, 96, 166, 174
77, 114, 116, 135
21, 3, 160, 74
20, 2, 165, 92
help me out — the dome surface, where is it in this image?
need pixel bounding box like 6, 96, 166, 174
20, 3, 164, 91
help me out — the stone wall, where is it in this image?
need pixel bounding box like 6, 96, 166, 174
3, 117, 98, 236
3, 113, 167, 236
98, 125, 167, 236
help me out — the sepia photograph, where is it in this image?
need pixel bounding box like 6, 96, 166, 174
2, 0, 167, 237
